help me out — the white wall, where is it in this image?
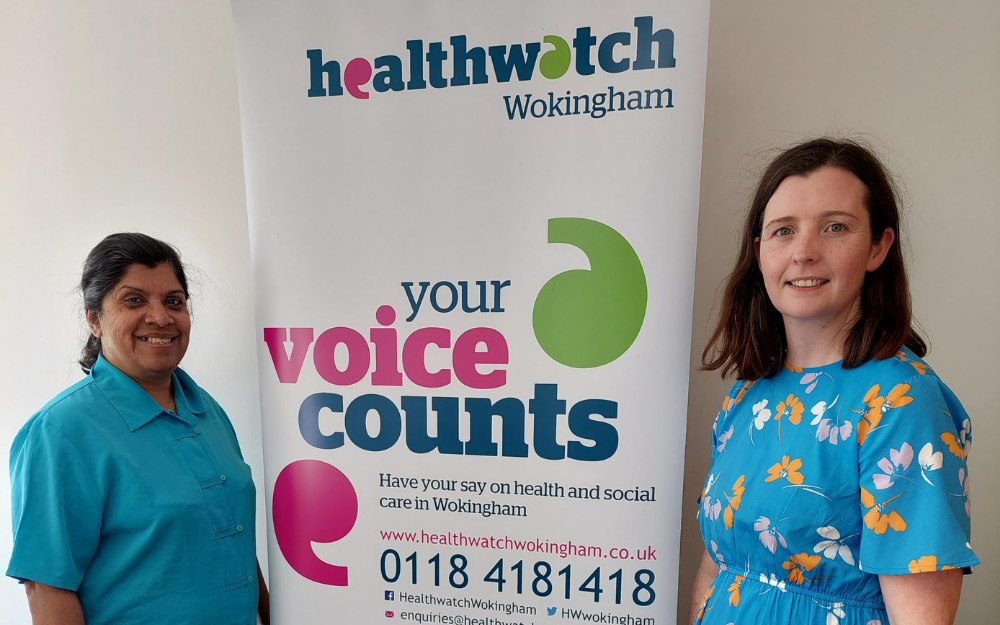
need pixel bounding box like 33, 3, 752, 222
678, 1, 1000, 623
0, 2, 265, 623
2, 1, 996, 624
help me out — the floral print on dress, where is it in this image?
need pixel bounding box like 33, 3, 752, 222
860, 487, 907, 534
755, 516, 788, 554
700, 473, 719, 521
710, 540, 727, 571
857, 383, 913, 444
696, 584, 715, 622
773, 394, 804, 442
749, 399, 771, 444
799, 371, 833, 394
723, 381, 755, 414
816, 601, 847, 625
812, 396, 853, 445
813, 526, 856, 566
723, 475, 745, 530
871, 443, 913, 490
957, 468, 971, 517
907, 555, 957, 573
896, 351, 928, 375
716, 425, 735, 453
764, 455, 804, 484
727, 575, 744, 606
907, 555, 937, 573
758, 572, 787, 593
940, 411, 971, 460
697, 347, 978, 625
809, 395, 837, 424
781, 553, 821, 584
917, 442, 943, 485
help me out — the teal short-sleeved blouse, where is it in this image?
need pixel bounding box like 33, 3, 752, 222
7, 355, 257, 625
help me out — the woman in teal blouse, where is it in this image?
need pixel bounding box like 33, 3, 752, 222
7, 233, 270, 625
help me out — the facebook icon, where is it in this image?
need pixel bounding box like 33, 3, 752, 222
385, 591, 394, 601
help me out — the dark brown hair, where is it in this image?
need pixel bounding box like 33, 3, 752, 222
702, 138, 926, 380
80, 233, 189, 373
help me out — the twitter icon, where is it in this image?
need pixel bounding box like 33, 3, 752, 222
546, 607, 557, 616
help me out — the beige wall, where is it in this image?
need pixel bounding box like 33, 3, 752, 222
678, 1, 999, 623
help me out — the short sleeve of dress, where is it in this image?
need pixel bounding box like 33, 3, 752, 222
856, 372, 979, 575
713, 380, 756, 465
7, 418, 103, 590
698, 381, 746, 511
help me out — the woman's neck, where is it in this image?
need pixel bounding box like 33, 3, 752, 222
783, 303, 859, 369
784, 331, 845, 368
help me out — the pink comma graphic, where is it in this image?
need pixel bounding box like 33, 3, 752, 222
272, 459, 359, 586
344, 57, 372, 99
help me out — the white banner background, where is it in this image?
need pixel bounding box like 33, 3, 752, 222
232, 2, 709, 622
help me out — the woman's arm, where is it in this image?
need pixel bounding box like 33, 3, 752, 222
257, 561, 270, 625
687, 548, 719, 625
24, 581, 85, 625
880, 569, 963, 625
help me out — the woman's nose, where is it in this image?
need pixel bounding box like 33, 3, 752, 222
792, 231, 820, 263
145, 302, 174, 325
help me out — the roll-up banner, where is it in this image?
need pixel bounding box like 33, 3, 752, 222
232, 2, 710, 623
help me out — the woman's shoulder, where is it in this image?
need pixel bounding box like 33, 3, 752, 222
10, 375, 107, 460
831, 347, 944, 396
28, 374, 109, 431
716, 378, 758, 415
863, 347, 936, 378
851, 348, 972, 446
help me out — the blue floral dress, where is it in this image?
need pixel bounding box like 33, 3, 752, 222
696, 348, 978, 625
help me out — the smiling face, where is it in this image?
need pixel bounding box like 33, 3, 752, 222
86, 263, 190, 386
756, 166, 894, 339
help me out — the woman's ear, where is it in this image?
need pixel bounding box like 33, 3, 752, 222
867, 227, 896, 272
86, 309, 102, 338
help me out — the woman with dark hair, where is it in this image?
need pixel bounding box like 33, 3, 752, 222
689, 139, 977, 624
7, 233, 269, 625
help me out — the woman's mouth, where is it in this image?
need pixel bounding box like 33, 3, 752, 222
139, 337, 175, 344
788, 279, 828, 287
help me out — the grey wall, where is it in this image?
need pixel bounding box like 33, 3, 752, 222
678, 1, 999, 623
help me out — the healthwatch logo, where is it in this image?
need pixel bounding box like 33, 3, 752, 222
305, 16, 676, 114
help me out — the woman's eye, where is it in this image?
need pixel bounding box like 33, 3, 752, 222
166, 298, 186, 307
828, 223, 845, 233
775, 227, 792, 237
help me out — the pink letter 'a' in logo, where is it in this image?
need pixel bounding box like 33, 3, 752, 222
272, 460, 359, 586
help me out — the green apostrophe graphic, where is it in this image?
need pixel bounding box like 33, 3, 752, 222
539, 36, 571, 79
532, 218, 647, 368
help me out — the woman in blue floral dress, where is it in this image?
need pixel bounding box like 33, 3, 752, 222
690, 139, 978, 625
